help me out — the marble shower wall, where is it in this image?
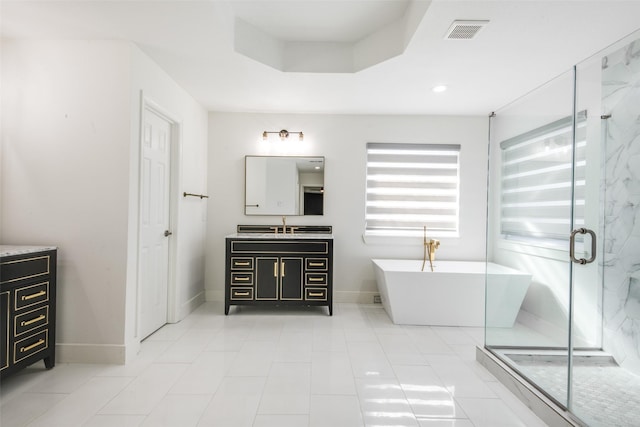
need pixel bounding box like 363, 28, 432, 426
601, 38, 640, 374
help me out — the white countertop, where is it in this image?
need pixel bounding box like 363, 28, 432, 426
0, 245, 57, 257
226, 233, 333, 240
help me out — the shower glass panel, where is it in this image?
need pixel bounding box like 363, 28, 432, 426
570, 35, 640, 426
568, 48, 608, 427
485, 69, 576, 407
486, 29, 640, 427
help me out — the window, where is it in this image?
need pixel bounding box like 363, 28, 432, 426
365, 142, 461, 237
500, 112, 586, 243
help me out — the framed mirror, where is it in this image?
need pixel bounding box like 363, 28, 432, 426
245, 156, 325, 215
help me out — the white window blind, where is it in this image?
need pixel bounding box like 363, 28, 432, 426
500, 112, 587, 241
365, 143, 460, 236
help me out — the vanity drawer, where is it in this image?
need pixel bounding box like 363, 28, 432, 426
14, 282, 49, 311
14, 330, 48, 364
14, 306, 48, 337
231, 257, 254, 270
231, 240, 328, 255
305, 273, 327, 286
305, 258, 328, 270
230, 287, 254, 300
231, 272, 253, 285
305, 288, 327, 301
1, 255, 51, 285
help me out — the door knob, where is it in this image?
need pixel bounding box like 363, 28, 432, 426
164, 230, 173, 237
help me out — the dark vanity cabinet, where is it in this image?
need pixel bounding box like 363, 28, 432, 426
0, 247, 57, 379
225, 230, 333, 315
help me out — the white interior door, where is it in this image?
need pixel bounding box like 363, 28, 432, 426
139, 107, 172, 339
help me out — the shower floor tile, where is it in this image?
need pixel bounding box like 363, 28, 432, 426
503, 352, 640, 426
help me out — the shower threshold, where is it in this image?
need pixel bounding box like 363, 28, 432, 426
491, 348, 640, 427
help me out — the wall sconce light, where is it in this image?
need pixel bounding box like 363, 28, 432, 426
262, 129, 304, 141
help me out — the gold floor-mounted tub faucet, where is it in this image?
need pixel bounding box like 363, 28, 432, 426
421, 226, 440, 272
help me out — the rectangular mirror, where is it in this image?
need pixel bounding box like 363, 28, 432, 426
245, 156, 324, 215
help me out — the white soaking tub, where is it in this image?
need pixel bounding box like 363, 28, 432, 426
371, 259, 532, 327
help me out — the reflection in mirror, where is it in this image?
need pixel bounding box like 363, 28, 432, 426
245, 156, 324, 215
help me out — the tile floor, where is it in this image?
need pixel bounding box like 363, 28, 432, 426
0, 303, 548, 427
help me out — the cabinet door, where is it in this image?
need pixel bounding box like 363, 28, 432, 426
0, 291, 8, 371
280, 258, 303, 300
256, 257, 278, 300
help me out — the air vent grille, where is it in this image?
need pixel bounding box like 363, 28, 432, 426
445, 20, 489, 40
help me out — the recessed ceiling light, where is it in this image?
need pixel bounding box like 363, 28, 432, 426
432, 85, 447, 93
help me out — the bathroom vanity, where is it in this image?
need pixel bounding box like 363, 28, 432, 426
0, 246, 57, 379
225, 225, 333, 315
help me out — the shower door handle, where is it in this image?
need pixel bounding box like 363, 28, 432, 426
570, 228, 597, 264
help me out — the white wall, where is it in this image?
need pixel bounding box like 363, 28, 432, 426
2, 40, 133, 362
1, 40, 208, 364
206, 113, 488, 303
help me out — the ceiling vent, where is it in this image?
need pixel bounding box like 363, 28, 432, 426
444, 20, 489, 40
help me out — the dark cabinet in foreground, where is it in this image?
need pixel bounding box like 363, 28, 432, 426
225, 232, 333, 315
0, 246, 57, 379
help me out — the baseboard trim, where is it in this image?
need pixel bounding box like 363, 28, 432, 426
334, 291, 379, 304
57, 343, 127, 365
206, 289, 224, 302
205, 289, 380, 305
177, 290, 205, 321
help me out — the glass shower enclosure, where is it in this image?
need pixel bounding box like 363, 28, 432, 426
484, 29, 640, 426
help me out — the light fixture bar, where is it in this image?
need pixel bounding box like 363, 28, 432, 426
262, 129, 304, 141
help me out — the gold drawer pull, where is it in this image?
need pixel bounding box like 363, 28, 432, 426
234, 277, 250, 281
21, 315, 46, 327
309, 262, 325, 267
309, 277, 324, 282
234, 291, 250, 296
308, 292, 324, 297
20, 339, 45, 353
235, 261, 250, 266
21, 290, 46, 301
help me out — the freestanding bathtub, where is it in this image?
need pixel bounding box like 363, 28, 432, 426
371, 259, 532, 327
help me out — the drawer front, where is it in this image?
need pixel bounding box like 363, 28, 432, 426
230, 287, 254, 300
305, 273, 327, 286
231, 240, 329, 255
14, 306, 49, 337
305, 258, 328, 270
305, 288, 327, 301
14, 330, 48, 364
1, 255, 51, 285
231, 257, 254, 270
231, 272, 254, 285
15, 282, 49, 311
